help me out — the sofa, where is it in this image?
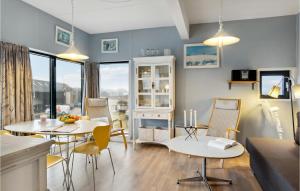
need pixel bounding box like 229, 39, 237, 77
246, 137, 299, 191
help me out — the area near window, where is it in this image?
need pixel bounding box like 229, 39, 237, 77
99, 62, 129, 132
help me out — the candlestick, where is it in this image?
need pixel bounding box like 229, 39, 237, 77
184, 110, 187, 127
194, 110, 197, 127
190, 109, 193, 127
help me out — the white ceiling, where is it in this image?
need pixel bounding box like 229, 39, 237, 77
22, 0, 299, 34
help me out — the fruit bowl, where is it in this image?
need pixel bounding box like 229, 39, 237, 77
59, 114, 80, 124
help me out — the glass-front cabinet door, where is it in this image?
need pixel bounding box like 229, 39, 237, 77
137, 65, 153, 108
154, 64, 170, 108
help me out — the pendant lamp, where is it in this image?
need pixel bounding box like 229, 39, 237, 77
57, 0, 89, 61
203, 0, 240, 47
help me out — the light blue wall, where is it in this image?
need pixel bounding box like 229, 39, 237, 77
1, 0, 298, 143
89, 15, 297, 143
1, 0, 89, 55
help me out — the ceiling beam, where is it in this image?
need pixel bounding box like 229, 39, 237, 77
165, 0, 189, 39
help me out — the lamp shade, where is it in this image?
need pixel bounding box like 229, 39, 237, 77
268, 85, 281, 98
293, 84, 300, 99
57, 44, 89, 61
203, 29, 240, 47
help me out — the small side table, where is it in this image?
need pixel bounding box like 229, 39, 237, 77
175, 125, 198, 141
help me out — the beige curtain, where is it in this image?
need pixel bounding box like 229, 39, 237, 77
0, 42, 33, 128
81, 62, 100, 114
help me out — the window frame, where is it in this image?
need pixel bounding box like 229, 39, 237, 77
30, 50, 84, 119
259, 70, 290, 99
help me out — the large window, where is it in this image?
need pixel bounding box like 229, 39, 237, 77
30, 51, 83, 119
30, 54, 50, 119
56, 59, 83, 116
100, 62, 129, 131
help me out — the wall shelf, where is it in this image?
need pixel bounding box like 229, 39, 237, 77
228, 80, 258, 90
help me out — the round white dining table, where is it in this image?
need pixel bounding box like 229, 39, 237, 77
5, 119, 108, 191
169, 136, 245, 191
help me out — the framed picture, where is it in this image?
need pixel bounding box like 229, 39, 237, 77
55, 26, 71, 47
184, 43, 219, 69
101, 38, 118, 53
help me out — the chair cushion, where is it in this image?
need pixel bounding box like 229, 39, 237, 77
215, 99, 238, 110
73, 142, 100, 155
246, 138, 299, 191
47, 155, 64, 168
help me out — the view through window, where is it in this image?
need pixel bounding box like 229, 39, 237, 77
30, 52, 83, 119
30, 54, 50, 119
56, 59, 83, 117
100, 63, 129, 131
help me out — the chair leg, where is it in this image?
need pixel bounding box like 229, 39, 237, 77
95, 155, 98, 170
91, 155, 96, 191
70, 152, 75, 178
58, 141, 67, 186
107, 148, 115, 175
121, 129, 128, 150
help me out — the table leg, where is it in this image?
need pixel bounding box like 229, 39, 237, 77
177, 158, 232, 190
64, 136, 75, 191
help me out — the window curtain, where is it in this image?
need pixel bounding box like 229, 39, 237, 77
82, 62, 100, 115
0, 42, 33, 128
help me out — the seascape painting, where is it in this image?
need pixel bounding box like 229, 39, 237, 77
184, 43, 219, 69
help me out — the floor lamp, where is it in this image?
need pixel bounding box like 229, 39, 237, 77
268, 78, 300, 141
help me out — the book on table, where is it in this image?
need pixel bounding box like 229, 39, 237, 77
208, 138, 237, 150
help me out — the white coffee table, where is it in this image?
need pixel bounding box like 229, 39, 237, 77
169, 136, 245, 191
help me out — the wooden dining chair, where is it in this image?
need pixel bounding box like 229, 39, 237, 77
85, 97, 128, 149
71, 125, 115, 191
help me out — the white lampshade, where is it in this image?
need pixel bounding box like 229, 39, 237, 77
203, 29, 240, 47
56, 0, 89, 61
57, 43, 89, 61
203, 0, 240, 47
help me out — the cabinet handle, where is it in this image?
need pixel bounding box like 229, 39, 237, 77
152, 82, 155, 89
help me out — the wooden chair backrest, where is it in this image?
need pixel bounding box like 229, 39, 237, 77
85, 97, 112, 124
206, 98, 242, 140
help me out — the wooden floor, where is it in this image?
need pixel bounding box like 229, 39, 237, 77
48, 142, 262, 191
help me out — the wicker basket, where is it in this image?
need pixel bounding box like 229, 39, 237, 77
154, 127, 169, 142
138, 127, 154, 141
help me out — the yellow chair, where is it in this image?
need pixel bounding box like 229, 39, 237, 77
71, 125, 115, 191
0, 130, 12, 136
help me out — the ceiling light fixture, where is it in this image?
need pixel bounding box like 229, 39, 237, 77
57, 0, 89, 61
203, 0, 240, 47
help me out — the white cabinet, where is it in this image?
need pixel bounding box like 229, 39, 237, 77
133, 56, 175, 149
134, 56, 175, 110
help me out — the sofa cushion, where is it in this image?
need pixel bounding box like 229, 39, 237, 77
246, 138, 299, 191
